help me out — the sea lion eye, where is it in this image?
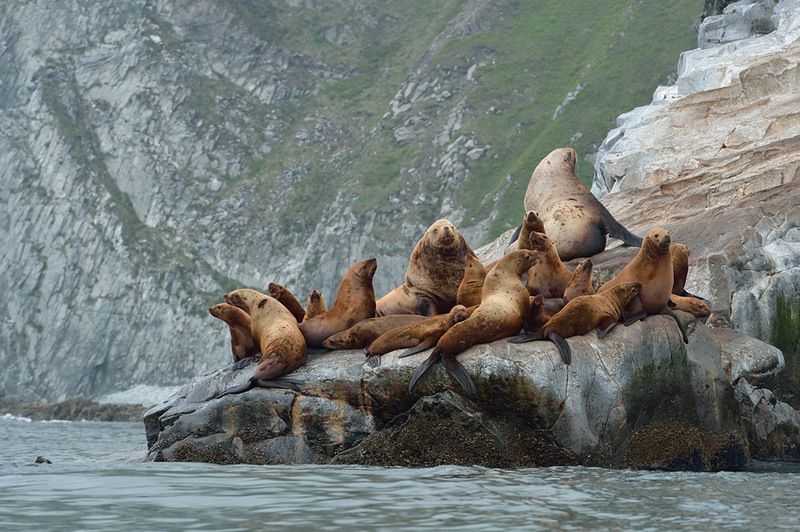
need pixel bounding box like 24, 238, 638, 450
433, 228, 438, 233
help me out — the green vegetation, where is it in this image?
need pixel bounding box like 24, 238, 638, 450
772, 294, 800, 355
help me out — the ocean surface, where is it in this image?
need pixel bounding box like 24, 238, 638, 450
2, 415, 799, 530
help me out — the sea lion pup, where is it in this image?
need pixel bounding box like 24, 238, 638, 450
598, 227, 689, 343
486, 210, 547, 271
299, 258, 377, 347
523, 294, 550, 333
526, 231, 573, 298
208, 303, 259, 367
509, 282, 643, 364
364, 305, 474, 367
376, 219, 475, 316
671, 294, 711, 318
671, 243, 705, 300
304, 289, 327, 321
409, 250, 540, 396
457, 254, 486, 307
322, 314, 426, 350
268, 282, 306, 323
216, 289, 307, 398
563, 258, 594, 303
524, 147, 642, 260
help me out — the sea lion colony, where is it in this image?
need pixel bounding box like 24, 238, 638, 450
208, 147, 709, 396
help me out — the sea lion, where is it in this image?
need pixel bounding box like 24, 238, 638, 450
670, 243, 704, 299
208, 303, 259, 366
322, 314, 426, 350
268, 282, 306, 323
304, 289, 327, 321
409, 249, 540, 395
364, 305, 475, 366
376, 219, 475, 316
526, 231, 573, 298
598, 227, 688, 343
510, 282, 643, 363
487, 210, 547, 270
456, 254, 486, 307
217, 289, 307, 397
523, 294, 550, 332
524, 147, 642, 260
563, 258, 594, 303
671, 294, 710, 318
299, 258, 377, 347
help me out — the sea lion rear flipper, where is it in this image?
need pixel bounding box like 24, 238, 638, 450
661, 307, 689, 344
216, 379, 256, 399
598, 203, 643, 247
508, 223, 522, 247
366, 355, 382, 368
596, 318, 618, 339
398, 338, 435, 358
623, 312, 647, 326
547, 332, 571, 365
507, 330, 545, 343
441, 354, 476, 396
408, 350, 441, 393
253, 377, 304, 392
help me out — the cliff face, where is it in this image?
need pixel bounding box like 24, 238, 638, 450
0, 0, 700, 403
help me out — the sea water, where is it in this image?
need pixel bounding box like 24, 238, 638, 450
1, 416, 799, 530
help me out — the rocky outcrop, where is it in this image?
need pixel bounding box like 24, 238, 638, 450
2, 397, 146, 422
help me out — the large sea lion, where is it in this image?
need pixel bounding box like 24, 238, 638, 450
409, 249, 540, 395
456, 254, 486, 307
322, 314, 426, 350
510, 282, 643, 363
377, 219, 475, 316
563, 258, 594, 303
268, 282, 306, 323
598, 227, 688, 342
217, 289, 307, 397
208, 303, 259, 365
304, 289, 327, 321
524, 147, 642, 260
526, 231, 572, 297
299, 258, 377, 347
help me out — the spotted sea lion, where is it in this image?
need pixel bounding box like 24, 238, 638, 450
377, 219, 475, 316
598, 227, 688, 343
563, 258, 594, 303
217, 289, 307, 397
671, 294, 710, 318
510, 282, 643, 363
268, 282, 306, 323
524, 147, 642, 260
208, 303, 259, 366
457, 254, 486, 307
304, 289, 327, 321
526, 231, 572, 298
409, 249, 540, 395
322, 314, 426, 350
299, 258, 377, 347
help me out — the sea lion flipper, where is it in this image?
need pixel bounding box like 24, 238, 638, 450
253, 377, 304, 392
441, 354, 476, 396
547, 332, 571, 365
623, 312, 647, 326
215, 379, 256, 399
232, 356, 257, 370
408, 350, 441, 393
366, 355, 382, 368
596, 318, 618, 339
507, 330, 544, 343
667, 298, 676, 308
661, 307, 689, 344
398, 339, 435, 358
599, 203, 643, 248
508, 223, 523, 248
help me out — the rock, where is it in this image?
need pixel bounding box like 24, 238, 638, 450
698, 0, 777, 49
2, 396, 146, 422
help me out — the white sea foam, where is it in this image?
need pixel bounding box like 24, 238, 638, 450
1, 413, 32, 422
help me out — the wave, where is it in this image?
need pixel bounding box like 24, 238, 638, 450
1, 413, 32, 422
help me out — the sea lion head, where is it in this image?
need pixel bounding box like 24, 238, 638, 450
309, 289, 322, 302
528, 231, 555, 253
208, 303, 225, 319
426, 219, 464, 252
267, 282, 284, 299
449, 304, 470, 323
523, 210, 544, 231
552, 147, 577, 171
224, 288, 264, 313
530, 294, 544, 309
322, 329, 353, 350
644, 227, 671, 254
671, 243, 690, 258
615, 282, 643, 305
355, 257, 378, 281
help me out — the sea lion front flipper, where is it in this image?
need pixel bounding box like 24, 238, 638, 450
216, 379, 255, 399
398, 338, 435, 358
596, 318, 618, 339
253, 377, 305, 392
366, 355, 382, 368
441, 354, 476, 396
507, 330, 545, 343
598, 203, 643, 247
623, 312, 647, 326
661, 307, 689, 344
408, 350, 441, 393
232, 356, 257, 370
547, 332, 571, 365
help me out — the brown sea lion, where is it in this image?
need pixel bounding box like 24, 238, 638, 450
376, 219, 475, 316
217, 289, 307, 397
563, 258, 594, 303
299, 258, 377, 347
671, 294, 710, 318
598, 227, 688, 343
364, 305, 475, 366
523, 294, 550, 332
322, 314, 426, 350
208, 303, 259, 365
670, 243, 704, 300
304, 289, 327, 321
510, 282, 643, 363
526, 231, 573, 298
268, 282, 306, 323
524, 147, 642, 260
485, 210, 547, 271
409, 249, 540, 395
457, 254, 486, 307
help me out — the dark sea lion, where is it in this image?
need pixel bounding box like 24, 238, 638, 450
299, 258, 377, 347
457, 254, 486, 307
526, 231, 573, 298
322, 314, 426, 350
524, 147, 642, 260
510, 282, 643, 363
208, 303, 259, 365
377, 219, 475, 316
563, 258, 594, 303
268, 282, 306, 323
409, 249, 540, 395
523, 294, 550, 333
217, 289, 307, 397
598, 227, 688, 342
543, 298, 566, 315
304, 289, 327, 321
